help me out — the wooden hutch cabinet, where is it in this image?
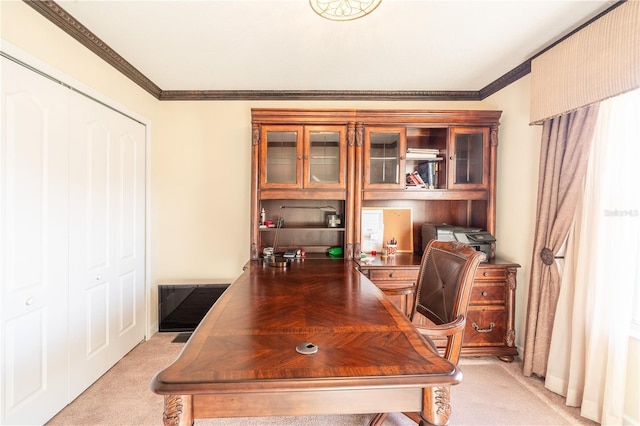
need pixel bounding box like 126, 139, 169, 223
251, 110, 357, 261
363, 126, 406, 189
259, 124, 347, 190
250, 108, 519, 361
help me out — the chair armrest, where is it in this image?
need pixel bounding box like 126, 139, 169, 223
414, 315, 465, 338
414, 315, 467, 363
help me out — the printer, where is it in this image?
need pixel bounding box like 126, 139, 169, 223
421, 223, 495, 261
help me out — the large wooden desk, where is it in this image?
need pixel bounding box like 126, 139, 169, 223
151, 259, 462, 425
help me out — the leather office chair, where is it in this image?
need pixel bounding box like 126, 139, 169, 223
370, 240, 485, 426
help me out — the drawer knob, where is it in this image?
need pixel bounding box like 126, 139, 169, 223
389, 272, 396, 278
482, 291, 488, 297
483, 272, 489, 277
472, 322, 495, 333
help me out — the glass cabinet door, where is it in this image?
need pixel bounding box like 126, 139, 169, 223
364, 127, 406, 189
304, 125, 346, 188
448, 127, 489, 189
260, 125, 303, 189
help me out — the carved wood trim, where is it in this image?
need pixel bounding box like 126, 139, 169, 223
163, 395, 192, 426
159, 90, 482, 101
347, 122, 356, 147
423, 385, 452, 425
434, 386, 452, 418
506, 268, 517, 291
506, 328, 516, 347
252, 124, 260, 146
479, 62, 531, 99
490, 124, 499, 147
355, 123, 364, 147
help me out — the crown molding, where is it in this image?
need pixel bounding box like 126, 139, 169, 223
19, 0, 499, 101
159, 90, 482, 101
23, 0, 625, 102
479, 62, 532, 100
24, 0, 162, 99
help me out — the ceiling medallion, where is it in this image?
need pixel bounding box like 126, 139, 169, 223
309, 0, 382, 21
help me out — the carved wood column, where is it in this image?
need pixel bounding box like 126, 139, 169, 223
345, 121, 356, 259
488, 123, 499, 237
250, 123, 260, 260
500, 266, 518, 362
353, 122, 364, 258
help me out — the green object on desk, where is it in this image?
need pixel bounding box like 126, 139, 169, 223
327, 246, 343, 257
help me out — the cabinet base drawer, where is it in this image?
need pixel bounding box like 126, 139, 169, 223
464, 306, 507, 346
369, 269, 418, 281
470, 282, 506, 305
475, 267, 507, 281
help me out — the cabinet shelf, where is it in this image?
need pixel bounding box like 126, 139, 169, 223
259, 226, 346, 232
259, 189, 346, 200
405, 156, 444, 161
363, 189, 488, 201
370, 156, 400, 161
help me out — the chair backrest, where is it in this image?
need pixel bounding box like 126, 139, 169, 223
410, 239, 485, 363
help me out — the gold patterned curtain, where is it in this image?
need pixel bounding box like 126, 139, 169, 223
522, 104, 599, 377
529, 1, 639, 125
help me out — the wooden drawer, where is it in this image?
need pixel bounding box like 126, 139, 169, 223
475, 266, 507, 281
470, 282, 506, 305
464, 305, 507, 346
369, 269, 418, 282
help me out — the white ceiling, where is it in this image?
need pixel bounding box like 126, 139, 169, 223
57, 0, 615, 92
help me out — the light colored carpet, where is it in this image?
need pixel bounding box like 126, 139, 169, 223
46, 333, 597, 425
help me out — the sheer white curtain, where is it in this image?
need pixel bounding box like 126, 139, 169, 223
545, 88, 640, 424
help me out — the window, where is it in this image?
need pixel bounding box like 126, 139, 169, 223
594, 88, 640, 339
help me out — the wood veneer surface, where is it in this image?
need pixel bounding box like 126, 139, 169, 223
151, 259, 459, 394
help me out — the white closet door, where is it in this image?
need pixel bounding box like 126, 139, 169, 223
0, 58, 70, 425
67, 92, 146, 398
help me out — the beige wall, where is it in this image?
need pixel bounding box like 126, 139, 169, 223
3, 2, 637, 422
482, 78, 542, 351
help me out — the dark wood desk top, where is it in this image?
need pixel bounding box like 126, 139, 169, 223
356, 253, 521, 269
151, 259, 460, 395
357, 252, 423, 268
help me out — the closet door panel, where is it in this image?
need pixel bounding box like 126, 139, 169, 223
1, 58, 70, 425
80, 120, 111, 359
86, 121, 110, 272
68, 92, 145, 399
115, 131, 145, 335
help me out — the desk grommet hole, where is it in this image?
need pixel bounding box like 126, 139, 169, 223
296, 342, 318, 355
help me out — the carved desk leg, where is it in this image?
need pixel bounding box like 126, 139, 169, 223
421, 386, 452, 426
163, 395, 193, 426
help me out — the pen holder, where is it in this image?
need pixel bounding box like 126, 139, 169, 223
386, 244, 397, 257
